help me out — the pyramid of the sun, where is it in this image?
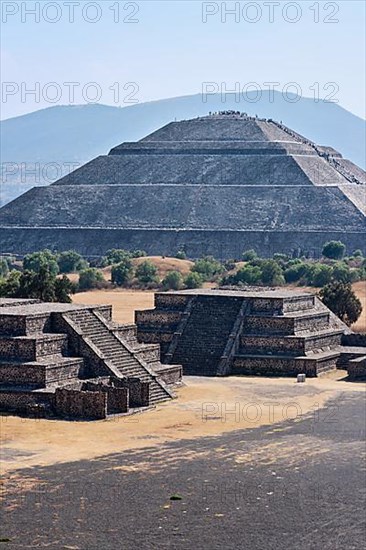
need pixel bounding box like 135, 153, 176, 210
0, 113, 365, 258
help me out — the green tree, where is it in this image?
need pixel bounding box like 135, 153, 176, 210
260, 260, 285, 286
58, 250, 88, 273
103, 249, 132, 266
175, 250, 187, 260
322, 241, 346, 260
0, 268, 72, 303
130, 250, 147, 258
242, 249, 257, 262
0, 271, 21, 297
78, 268, 104, 290
184, 272, 203, 289
309, 264, 333, 287
136, 261, 159, 285
284, 263, 308, 283
54, 276, 74, 303
192, 256, 224, 281
17, 266, 56, 301
23, 249, 59, 276
162, 271, 183, 290
332, 262, 354, 283
319, 282, 362, 326
353, 249, 363, 258
231, 265, 262, 285
111, 261, 134, 286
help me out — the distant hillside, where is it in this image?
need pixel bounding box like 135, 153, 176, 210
1, 91, 365, 204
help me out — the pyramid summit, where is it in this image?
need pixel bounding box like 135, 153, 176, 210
0, 112, 365, 258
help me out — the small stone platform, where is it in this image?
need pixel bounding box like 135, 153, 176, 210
136, 288, 364, 378
0, 300, 182, 420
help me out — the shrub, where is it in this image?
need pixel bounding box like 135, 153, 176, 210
192, 256, 224, 281
2, 266, 73, 303
55, 276, 74, 303
232, 265, 262, 285
175, 250, 187, 260
353, 249, 363, 258
162, 271, 183, 291
260, 260, 285, 286
136, 261, 159, 285
0, 271, 21, 297
223, 260, 236, 271
322, 241, 346, 260
309, 264, 333, 287
284, 263, 310, 283
102, 249, 132, 266
247, 257, 265, 268
184, 272, 203, 289
331, 262, 354, 284
273, 253, 289, 262
23, 249, 59, 276
242, 249, 257, 262
78, 268, 104, 290
130, 250, 147, 258
58, 250, 88, 273
111, 261, 134, 287
319, 282, 362, 326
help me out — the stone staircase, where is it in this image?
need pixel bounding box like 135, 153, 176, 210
171, 296, 243, 375
137, 293, 243, 376
135, 289, 357, 378
65, 309, 172, 404
0, 300, 181, 418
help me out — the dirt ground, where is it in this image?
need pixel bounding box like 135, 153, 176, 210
352, 280, 366, 332
73, 289, 154, 324
2, 283, 364, 478
2, 373, 363, 475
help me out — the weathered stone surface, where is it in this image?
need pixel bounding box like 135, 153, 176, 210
0, 114, 365, 257
136, 288, 360, 378
0, 300, 180, 419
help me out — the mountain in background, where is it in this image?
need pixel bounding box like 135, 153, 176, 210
1, 91, 365, 205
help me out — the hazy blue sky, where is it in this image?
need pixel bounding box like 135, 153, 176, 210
1, 0, 365, 119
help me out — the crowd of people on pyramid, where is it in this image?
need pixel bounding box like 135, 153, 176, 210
199, 112, 363, 185
206, 110, 269, 121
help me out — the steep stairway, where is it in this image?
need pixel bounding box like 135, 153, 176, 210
171, 296, 243, 375
65, 309, 172, 404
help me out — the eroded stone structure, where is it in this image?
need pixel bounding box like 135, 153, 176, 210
136, 288, 366, 378
0, 113, 365, 258
0, 299, 181, 419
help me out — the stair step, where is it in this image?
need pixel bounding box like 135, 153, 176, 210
67, 309, 172, 404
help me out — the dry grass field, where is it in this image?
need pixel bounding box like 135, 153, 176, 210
73, 289, 155, 324
352, 280, 366, 332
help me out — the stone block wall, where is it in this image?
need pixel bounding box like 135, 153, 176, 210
0, 334, 68, 362
0, 389, 53, 414
347, 357, 366, 380
54, 388, 107, 420
119, 378, 150, 408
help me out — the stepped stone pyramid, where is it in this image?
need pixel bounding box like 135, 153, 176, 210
136, 288, 366, 378
0, 112, 365, 258
0, 299, 181, 419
